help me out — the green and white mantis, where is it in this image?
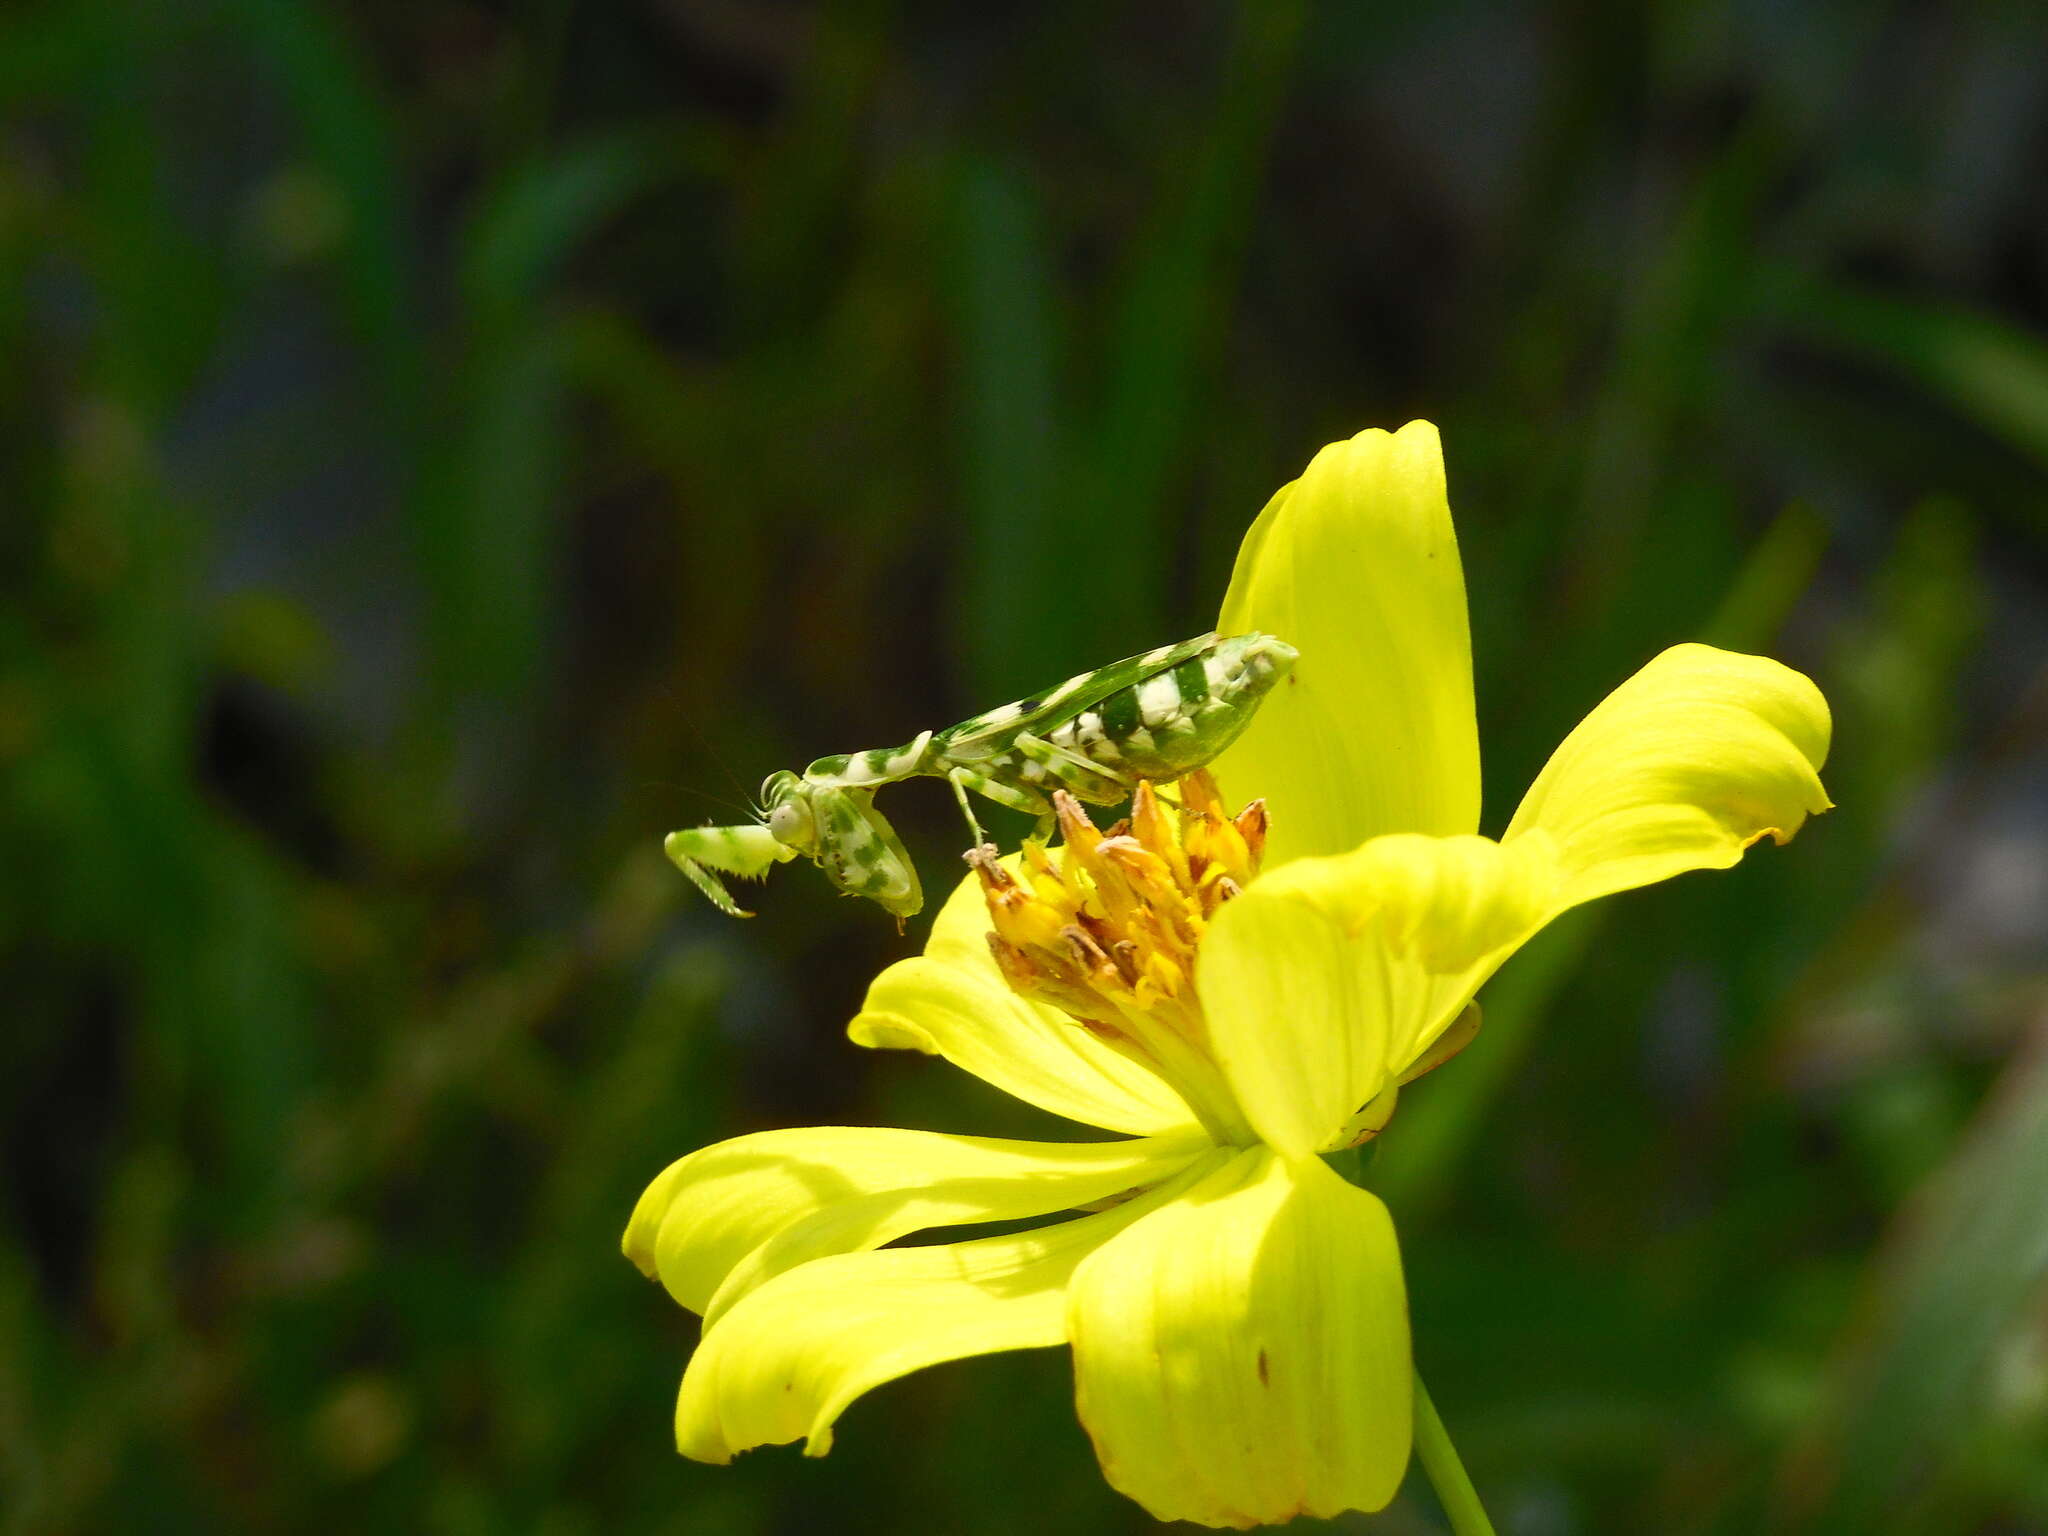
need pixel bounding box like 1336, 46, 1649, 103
664, 630, 1297, 921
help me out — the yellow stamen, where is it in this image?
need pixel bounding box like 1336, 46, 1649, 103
971, 770, 1269, 1143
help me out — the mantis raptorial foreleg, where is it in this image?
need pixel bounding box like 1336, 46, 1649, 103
663, 823, 796, 918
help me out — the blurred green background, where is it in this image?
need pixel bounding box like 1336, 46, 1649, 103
5, 2, 2046, 1532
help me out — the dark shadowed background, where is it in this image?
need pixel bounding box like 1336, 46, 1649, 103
4, 2, 2047, 1532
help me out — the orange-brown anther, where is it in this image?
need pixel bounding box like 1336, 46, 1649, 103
1232, 798, 1268, 856
1128, 782, 1190, 891
968, 845, 1070, 953
1109, 939, 1143, 986
984, 930, 1039, 991
969, 771, 1270, 1139
1053, 794, 1105, 861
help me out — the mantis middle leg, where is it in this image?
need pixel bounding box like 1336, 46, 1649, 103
945, 765, 1052, 844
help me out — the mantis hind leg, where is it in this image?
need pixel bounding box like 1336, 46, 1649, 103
945, 766, 1051, 845
1010, 731, 1131, 805
663, 823, 795, 918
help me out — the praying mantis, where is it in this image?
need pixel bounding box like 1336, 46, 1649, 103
665, 630, 1297, 921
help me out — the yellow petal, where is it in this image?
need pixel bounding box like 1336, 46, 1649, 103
676, 1147, 1228, 1463
1505, 643, 1832, 908
850, 869, 1199, 1135
1214, 421, 1480, 864
622, 1124, 1209, 1320
1199, 833, 1558, 1155
1067, 1148, 1411, 1527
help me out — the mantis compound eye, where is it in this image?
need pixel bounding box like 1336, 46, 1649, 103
767, 797, 814, 850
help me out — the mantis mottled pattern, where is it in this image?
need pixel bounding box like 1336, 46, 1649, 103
664, 631, 1297, 920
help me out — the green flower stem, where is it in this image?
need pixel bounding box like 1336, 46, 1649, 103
1414, 1377, 1496, 1536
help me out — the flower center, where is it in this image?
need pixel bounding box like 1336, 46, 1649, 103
969, 769, 1267, 1143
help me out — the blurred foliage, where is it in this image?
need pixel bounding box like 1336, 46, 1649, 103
3, 2, 2046, 1532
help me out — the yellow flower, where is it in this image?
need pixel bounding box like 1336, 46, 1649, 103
623, 422, 1833, 1527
